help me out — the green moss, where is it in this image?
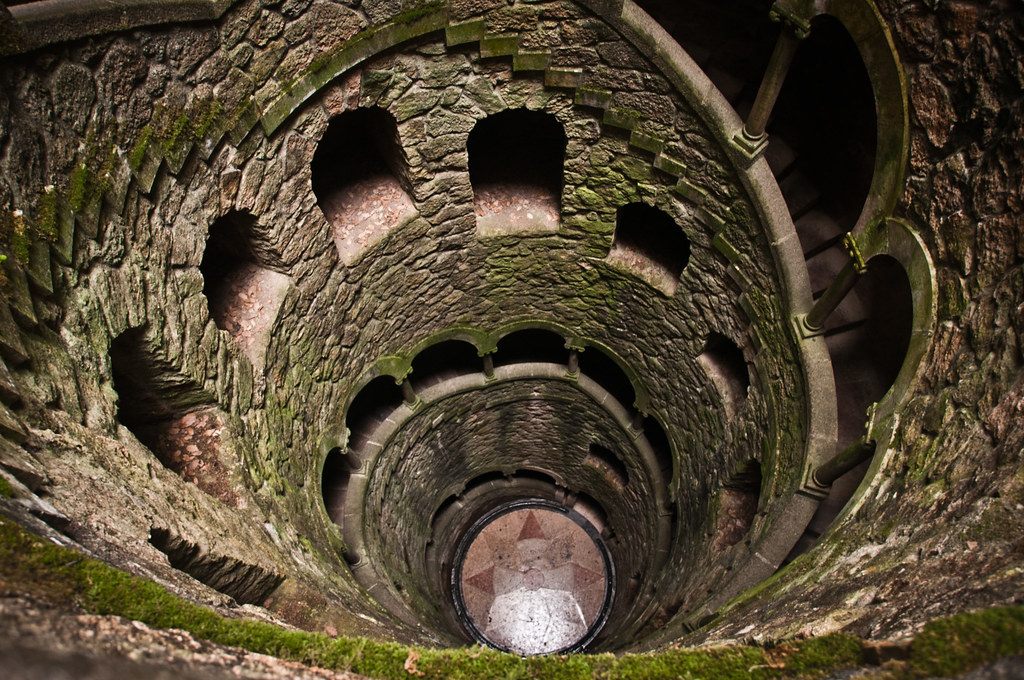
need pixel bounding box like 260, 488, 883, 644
129, 126, 155, 172
141, 98, 225, 166
1, 516, 1023, 679
9, 211, 30, 264
35, 187, 58, 241
910, 606, 1024, 677
67, 163, 90, 212
0, 475, 13, 498
192, 100, 224, 140
780, 634, 864, 673
160, 113, 192, 157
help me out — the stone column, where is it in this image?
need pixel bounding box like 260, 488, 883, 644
567, 348, 581, 376
731, 6, 810, 162
813, 437, 876, 487
797, 233, 867, 337
401, 380, 418, 407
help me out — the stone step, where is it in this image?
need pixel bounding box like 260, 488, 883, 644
778, 170, 821, 219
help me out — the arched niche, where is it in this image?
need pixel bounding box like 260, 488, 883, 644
608, 202, 692, 296
409, 339, 483, 393
311, 107, 416, 265
468, 108, 567, 236
493, 327, 568, 367
201, 210, 291, 366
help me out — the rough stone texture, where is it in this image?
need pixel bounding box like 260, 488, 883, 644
678, 0, 1024, 647
0, 596, 364, 680
362, 377, 662, 642
0, 0, 1018, 668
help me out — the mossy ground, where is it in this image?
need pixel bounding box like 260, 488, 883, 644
0, 516, 1021, 679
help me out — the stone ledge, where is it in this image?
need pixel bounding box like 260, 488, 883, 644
2, 0, 239, 56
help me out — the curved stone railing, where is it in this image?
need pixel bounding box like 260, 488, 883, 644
0, 0, 239, 55
332, 361, 673, 639
0, 0, 845, 638
596, 0, 837, 627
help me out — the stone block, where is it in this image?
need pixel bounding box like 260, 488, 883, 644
512, 50, 550, 72
653, 153, 686, 178
738, 291, 759, 323
52, 203, 75, 266
445, 19, 485, 47
0, 302, 28, 366
0, 399, 26, 442
712, 232, 741, 263
629, 130, 666, 155
1, 259, 36, 327
602, 107, 640, 130
725, 264, 752, 292
544, 67, 583, 89
479, 33, 519, 58
104, 158, 133, 218
574, 86, 612, 110
671, 178, 708, 205
696, 207, 726, 232
0, 355, 20, 406
133, 146, 162, 195
26, 240, 53, 296
75, 198, 102, 241
229, 102, 260, 146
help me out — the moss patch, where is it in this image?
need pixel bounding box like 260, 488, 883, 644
910, 606, 1024, 677
0, 475, 13, 498
0, 516, 1022, 678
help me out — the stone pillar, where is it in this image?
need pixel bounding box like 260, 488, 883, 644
797, 233, 867, 337
629, 411, 645, 434
813, 437, 876, 487
401, 380, 418, 407
567, 348, 581, 376
731, 6, 810, 162
482, 353, 495, 380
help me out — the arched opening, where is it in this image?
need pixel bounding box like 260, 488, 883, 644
468, 108, 567, 235
466, 469, 509, 491
770, 15, 878, 302
773, 16, 876, 235
573, 492, 610, 536
109, 327, 235, 504
200, 210, 290, 363
642, 417, 674, 483
711, 459, 761, 553
585, 443, 629, 489
409, 340, 482, 392
344, 375, 404, 452
513, 468, 560, 488
578, 347, 637, 410
493, 328, 568, 367
321, 446, 355, 526
311, 107, 416, 264
791, 256, 913, 559
697, 332, 750, 422
826, 255, 913, 457
609, 203, 691, 295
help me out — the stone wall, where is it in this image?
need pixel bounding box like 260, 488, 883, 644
680, 0, 1024, 646
5, 0, 1013, 659
0, 0, 820, 649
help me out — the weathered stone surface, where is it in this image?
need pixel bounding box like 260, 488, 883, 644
0, 0, 1017, 669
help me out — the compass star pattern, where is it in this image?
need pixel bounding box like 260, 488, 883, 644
458, 508, 609, 655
